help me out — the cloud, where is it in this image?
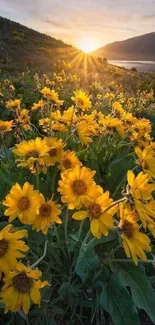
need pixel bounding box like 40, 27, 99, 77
141, 14, 155, 20
0, 0, 155, 47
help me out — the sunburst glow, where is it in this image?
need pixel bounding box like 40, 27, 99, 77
77, 38, 99, 53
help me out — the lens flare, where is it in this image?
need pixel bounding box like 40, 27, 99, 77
77, 38, 99, 53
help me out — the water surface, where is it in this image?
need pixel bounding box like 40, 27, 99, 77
109, 60, 155, 72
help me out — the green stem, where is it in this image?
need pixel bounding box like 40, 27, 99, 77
103, 258, 154, 264
79, 230, 91, 257
2, 135, 14, 170
65, 209, 69, 245
31, 240, 48, 268
35, 173, 40, 190
53, 223, 59, 242
86, 237, 96, 250
78, 220, 84, 240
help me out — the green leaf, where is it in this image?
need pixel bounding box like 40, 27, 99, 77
75, 232, 117, 283
75, 246, 100, 283
106, 154, 135, 198
112, 263, 155, 323
98, 276, 140, 325
51, 308, 64, 315
58, 282, 75, 298
78, 299, 97, 308
91, 230, 117, 247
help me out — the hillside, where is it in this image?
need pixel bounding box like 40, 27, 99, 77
92, 32, 155, 61
0, 16, 77, 73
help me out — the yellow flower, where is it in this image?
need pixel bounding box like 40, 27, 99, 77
77, 120, 93, 145
39, 118, 50, 133
58, 150, 82, 171
32, 195, 62, 234
51, 110, 62, 121
58, 165, 97, 210
127, 170, 155, 201
16, 109, 31, 130
31, 100, 45, 111
9, 84, 15, 91
118, 203, 151, 265
135, 146, 155, 180
1, 262, 49, 314
127, 170, 155, 228
112, 101, 124, 116
143, 200, 155, 236
52, 122, 68, 133
3, 182, 41, 224
103, 116, 125, 138
0, 225, 28, 273
40, 87, 64, 105
6, 99, 21, 109
71, 90, 91, 111
13, 137, 49, 174
128, 118, 152, 147
72, 191, 116, 239
62, 106, 77, 124
44, 137, 64, 167
0, 120, 13, 133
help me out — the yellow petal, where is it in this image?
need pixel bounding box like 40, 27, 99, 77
72, 211, 88, 220
30, 287, 41, 304
127, 170, 135, 187
22, 293, 31, 314
90, 219, 101, 239
122, 237, 131, 258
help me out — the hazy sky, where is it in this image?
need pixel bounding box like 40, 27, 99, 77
0, 0, 155, 49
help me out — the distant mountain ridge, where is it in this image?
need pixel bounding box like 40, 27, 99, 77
0, 16, 74, 73
92, 32, 155, 61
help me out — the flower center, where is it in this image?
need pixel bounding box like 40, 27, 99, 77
39, 203, 51, 218
13, 272, 33, 293
121, 220, 134, 238
72, 180, 87, 195
0, 239, 8, 258
26, 150, 39, 158
49, 148, 57, 157
88, 203, 102, 219
63, 158, 72, 169
18, 196, 30, 211
78, 98, 84, 106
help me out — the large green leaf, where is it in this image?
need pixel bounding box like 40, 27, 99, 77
75, 246, 100, 283
98, 275, 140, 325
75, 232, 117, 283
106, 154, 135, 198
112, 263, 155, 323
91, 230, 117, 247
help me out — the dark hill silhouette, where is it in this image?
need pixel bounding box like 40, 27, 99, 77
92, 32, 155, 61
0, 16, 76, 73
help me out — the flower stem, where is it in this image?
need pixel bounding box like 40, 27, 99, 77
35, 173, 40, 190
53, 223, 59, 242
65, 209, 69, 245
31, 240, 48, 268
103, 258, 154, 264
78, 220, 84, 240
102, 197, 127, 215
1, 135, 14, 170
79, 230, 91, 257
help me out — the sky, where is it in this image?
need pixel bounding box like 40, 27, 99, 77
0, 0, 155, 50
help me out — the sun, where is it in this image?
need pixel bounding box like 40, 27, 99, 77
77, 38, 99, 53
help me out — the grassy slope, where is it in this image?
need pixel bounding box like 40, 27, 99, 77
0, 16, 78, 73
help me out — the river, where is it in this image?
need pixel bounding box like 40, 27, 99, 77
108, 60, 155, 72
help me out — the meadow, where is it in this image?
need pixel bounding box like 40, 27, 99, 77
0, 59, 155, 324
